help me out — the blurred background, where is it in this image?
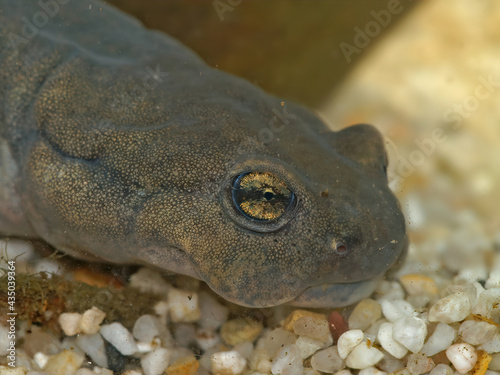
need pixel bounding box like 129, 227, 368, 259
108, 0, 499, 280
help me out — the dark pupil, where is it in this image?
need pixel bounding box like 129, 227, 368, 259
263, 191, 274, 200
232, 172, 294, 222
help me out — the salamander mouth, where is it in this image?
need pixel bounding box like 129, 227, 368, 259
289, 278, 383, 308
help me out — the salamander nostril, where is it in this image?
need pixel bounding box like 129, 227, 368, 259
333, 241, 347, 254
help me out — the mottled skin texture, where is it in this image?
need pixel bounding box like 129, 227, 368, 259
0, 0, 407, 307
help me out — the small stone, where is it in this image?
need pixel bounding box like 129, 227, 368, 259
141, 347, 171, 375
92, 368, 114, 375
153, 301, 170, 326
348, 299, 382, 331
480, 331, 500, 353
33, 258, 62, 276
399, 274, 438, 297
166, 355, 199, 375
292, 316, 332, 344
406, 353, 435, 375
59, 312, 83, 336
271, 344, 303, 375
421, 323, 457, 357
377, 322, 408, 359
0, 366, 26, 375
473, 350, 492, 375
392, 317, 427, 353
359, 367, 388, 375
33, 352, 49, 369
283, 310, 327, 331
122, 371, 143, 375
446, 343, 478, 374
76, 333, 108, 368
376, 281, 406, 301
303, 368, 322, 375
172, 324, 196, 347
234, 341, 254, 359
310, 346, 344, 373
221, 317, 263, 346
489, 353, 500, 371
3, 239, 34, 262
80, 307, 106, 335
377, 356, 404, 373
44, 350, 85, 375
429, 292, 471, 323
168, 289, 201, 323
130, 267, 171, 295
295, 336, 325, 359
253, 328, 297, 360
345, 341, 383, 370
198, 292, 229, 330
364, 319, 386, 343
335, 370, 353, 375
429, 364, 453, 375
459, 320, 496, 345
100, 322, 138, 356
196, 328, 220, 351
133, 315, 163, 343
328, 311, 349, 343
337, 330, 364, 359
380, 299, 416, 322
472, 289, 500, 322
211, 350, 247, 375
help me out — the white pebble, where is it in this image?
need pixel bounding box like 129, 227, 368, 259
234, 341, 254, 359
33, 258, 62, 276
58, 312, 82, 336
196, 328, 220, 351
446, 343, 477, 374
335, 370, 353, 375
377, 322, 408, 359
253, 328, 297, 360
429, 293, 471, 323
136, 341, 155, 354
168, 289, 201, 323
337, 330, 364, 359
100, 322, 138, 355
212, 350, 247, 375
129, 267, 171, 295
92, 367, 113, 375
380, 299, 416, 322
3, 239, 34, 262
392, 317, 427, 353
75, 369, 95, 375
133, 315, 162, 343
459, 320, 496, 345
198, 291, 229, 330
406, 353, 435, 375
80, 307, 106, 335
295, 336, 325, 359
376, 281, 406, 301
153, 301, 170, 326
292, 316, 331, 344
76, 333, 108, 368
359, 367, 387, 375
490, 353, 500, 370
481, 331, 500, 353
345, 341, 383, 370
271, 344, 303, 375
348, 299, 382, 331
141, 347, 170, 375
429, 364, 453, 375
311, 346, 344, 373
421, 323, 457, 357
364, 319, 386, 343
472, 289, 500, 321
33, 352, 49, 369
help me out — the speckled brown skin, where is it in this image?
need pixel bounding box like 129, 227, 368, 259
0, 0, 407, 307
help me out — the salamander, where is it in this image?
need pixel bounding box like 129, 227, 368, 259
0, 0, 407, 307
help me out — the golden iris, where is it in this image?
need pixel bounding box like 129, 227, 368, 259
232, 172, 294, 221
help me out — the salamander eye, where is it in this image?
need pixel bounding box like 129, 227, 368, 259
232, 172, 295, 222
